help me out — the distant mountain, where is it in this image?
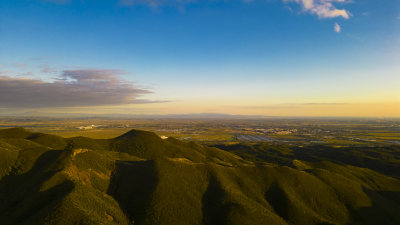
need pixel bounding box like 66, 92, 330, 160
0, 128, 399, 225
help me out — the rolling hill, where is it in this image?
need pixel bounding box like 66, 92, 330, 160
0, 127, 399, 225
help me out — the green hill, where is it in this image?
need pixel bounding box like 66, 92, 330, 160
0, 128, 399, 225
0, 127, 32, 139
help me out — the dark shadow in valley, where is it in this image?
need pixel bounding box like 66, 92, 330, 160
107, 160, 158, 225
0, 150, 74, 225
349, 188, 400, 225
201, 175, 232, 225
265, 182, 290, 221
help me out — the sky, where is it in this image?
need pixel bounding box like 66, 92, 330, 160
0, 0, 399, 117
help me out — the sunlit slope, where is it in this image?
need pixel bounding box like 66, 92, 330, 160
0, 128, 399, 225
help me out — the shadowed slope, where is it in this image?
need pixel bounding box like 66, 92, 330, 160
107, 160, 158, 224
202, 175, 239, 225
0, 150, 74, 224
215, 143, 400, 178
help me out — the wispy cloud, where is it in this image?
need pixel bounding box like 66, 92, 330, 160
0, 70, 12, 75
38, 0, 353, 20
334, 22, 341, 32
114, 1, 353, 21
240, 102, 350, 109
301, 102, 349, 105
361, 12, 370, 16
21, 72, 35, 76
0, 69, 159, 108
41, 65, 58, 73
15, 63, 26, 68
284, 0, 351, 19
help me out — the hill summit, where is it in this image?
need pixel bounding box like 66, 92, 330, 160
0, 128, 399, 225
111, 129, 167, 158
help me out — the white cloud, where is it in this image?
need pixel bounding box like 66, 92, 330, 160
41, 0, 353, 20
334, 22, 341, 32
284, 0, 351, 19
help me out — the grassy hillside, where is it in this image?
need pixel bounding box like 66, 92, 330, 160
0, 128, 399, 225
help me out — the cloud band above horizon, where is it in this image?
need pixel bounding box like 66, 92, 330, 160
0, 69, 159, 108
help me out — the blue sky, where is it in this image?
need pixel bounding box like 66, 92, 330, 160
0, 0, 399, 116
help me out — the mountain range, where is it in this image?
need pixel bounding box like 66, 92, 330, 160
0, 128, 399, 225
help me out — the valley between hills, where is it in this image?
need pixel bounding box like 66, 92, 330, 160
0, 127, 399, 225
